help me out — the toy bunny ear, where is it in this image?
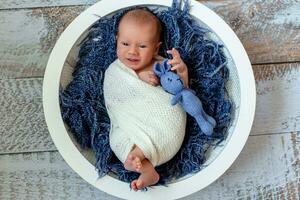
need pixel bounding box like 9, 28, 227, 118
153, 59, 172, 77
153, 62, 165, 77
162, 59, 172, 72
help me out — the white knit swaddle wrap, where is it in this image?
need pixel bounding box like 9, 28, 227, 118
103, 59, 186, 166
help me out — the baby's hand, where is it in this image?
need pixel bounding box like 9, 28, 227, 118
167, 48, 189, 88
137, 71, 160, 86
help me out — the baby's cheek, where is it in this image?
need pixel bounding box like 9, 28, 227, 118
116, 49, 122, 59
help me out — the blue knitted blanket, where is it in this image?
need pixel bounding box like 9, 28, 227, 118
60, 0, 231, 185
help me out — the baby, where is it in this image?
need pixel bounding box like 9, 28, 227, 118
103, 9, 189, 191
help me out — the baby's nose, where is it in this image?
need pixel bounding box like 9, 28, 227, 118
128, 46, 138, 55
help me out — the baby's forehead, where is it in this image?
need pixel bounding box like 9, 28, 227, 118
119, 18, 157, 30
118, 22, 158, 43
119, 14, 157, 29
121, 9, 157, 22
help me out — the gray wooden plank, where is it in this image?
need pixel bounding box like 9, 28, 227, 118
0, 78, 55, 154
0, 132, 299, 199
201, 0, 300, 64
252, 62, 300, 135
0, 1, 300, 79
0, 0, 97, 10
186, 132, 300, 200
0, 6, 85, 79
0, 152, 118, 200
1, 62, 300, 154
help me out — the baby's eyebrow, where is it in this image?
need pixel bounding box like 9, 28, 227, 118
119, 40, 152, 45
139, 41, 152, 44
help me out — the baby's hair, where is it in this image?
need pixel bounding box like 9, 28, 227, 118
118, 8, 162, 42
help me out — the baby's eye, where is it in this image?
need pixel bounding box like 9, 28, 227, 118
139, 45, 147, 48
122, 42, 129, 46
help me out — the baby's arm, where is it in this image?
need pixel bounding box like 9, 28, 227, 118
137, 70, 160, 86
167, 48, 189, 88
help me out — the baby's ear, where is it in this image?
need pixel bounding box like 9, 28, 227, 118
153, 62, 164, 77
155, 42, 162, 55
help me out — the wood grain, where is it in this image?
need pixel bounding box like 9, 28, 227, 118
0, 132, 299, 199
1, 62, 300, 154
0, 78, 55, 154
0, 0, 96, 9
0, 1, 300, 79
0, 6, 85, 79
189, 132, 300, 200
0, 152, 117, 200
200, 0, 300, 64
252, 62, 300, 135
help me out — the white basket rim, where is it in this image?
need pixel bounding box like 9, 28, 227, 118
43, 0, 256, 199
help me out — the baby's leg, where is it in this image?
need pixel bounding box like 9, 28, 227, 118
131, 159, 160, 191
124, 145, 145, 172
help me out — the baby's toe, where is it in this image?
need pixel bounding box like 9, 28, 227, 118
134, 158, 142, 170
131, 180, 138, 191
136, 165, 142, 172
128, 154, 134, 161
134, 157, 141, 165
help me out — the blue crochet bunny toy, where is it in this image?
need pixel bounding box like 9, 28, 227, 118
153, 59, 216, 136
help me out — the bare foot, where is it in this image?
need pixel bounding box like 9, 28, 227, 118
131, 170, 160, 191
131, 159, 160, 191
124, 154, 142, 172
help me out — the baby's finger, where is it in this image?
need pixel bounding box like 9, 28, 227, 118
171, 64, 187, 73
170, 65, 179, 71
171, 48, 181, 58
148, 72, 158, 79
170, 64, 183, 72
168, 59, 180, 65
148, 70, 156, 75
150, 78, 159, 86
167, 48, 179, 59
167, 48, 181, 59
149, 74, 159, 86
166, 49, 173, 54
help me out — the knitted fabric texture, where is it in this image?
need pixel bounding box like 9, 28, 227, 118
60, 0, 231, 185
104, 59, 186, 167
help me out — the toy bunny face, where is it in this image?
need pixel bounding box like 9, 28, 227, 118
153, 60, 184, 95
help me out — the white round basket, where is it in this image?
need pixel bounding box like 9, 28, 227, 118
43, 0, 256, 199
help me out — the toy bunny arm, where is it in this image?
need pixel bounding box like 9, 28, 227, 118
171, 93, 182, 106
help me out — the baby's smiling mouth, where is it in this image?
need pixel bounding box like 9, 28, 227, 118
127, 58, 140, 62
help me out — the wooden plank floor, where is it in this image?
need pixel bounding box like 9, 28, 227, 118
0, 0, 299, 199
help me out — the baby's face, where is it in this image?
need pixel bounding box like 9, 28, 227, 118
116, 20, 161, 71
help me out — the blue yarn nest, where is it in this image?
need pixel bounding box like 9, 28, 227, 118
60, 0, 231, 185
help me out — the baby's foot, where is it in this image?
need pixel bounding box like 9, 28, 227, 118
124, 154, 142, 172
131, 170, 160, 191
